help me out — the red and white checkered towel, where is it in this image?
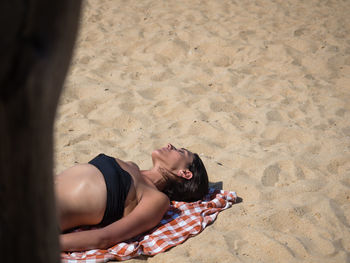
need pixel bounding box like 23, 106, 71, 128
61, 188, 237, 262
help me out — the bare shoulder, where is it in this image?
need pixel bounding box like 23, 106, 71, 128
140, 189, 170, 212
149, 189, 169, 203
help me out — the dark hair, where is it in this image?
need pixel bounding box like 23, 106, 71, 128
162, 153, 209, 202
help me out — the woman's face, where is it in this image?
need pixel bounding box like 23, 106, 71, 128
152, 143, 194, 174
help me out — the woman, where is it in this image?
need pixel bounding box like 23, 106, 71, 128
55, 143, 209, 252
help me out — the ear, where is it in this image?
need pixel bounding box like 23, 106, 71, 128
178, 169, 193, 180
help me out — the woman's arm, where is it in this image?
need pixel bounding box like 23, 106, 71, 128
60, 192, 169, 252
60, 228, 105, 252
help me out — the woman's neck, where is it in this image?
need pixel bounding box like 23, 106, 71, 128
140, 167, 167, 191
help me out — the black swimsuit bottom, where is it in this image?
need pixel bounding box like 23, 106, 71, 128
88, 153, 132, 227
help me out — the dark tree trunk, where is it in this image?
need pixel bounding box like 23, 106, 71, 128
0, 1, 81, 262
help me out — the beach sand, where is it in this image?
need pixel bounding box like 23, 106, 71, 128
54, 0, 350, 262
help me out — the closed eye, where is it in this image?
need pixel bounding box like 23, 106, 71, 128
179, 148, 186, 155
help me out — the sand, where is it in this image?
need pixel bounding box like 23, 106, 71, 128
54, 0, 350, 262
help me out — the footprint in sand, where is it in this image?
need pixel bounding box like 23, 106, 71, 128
210, 102, 236, 112
182, 84, 209, 95
266, 110, 282, 122
154, 54, 172, 65
335, 108, 347, 117
238, 30, 256, 41
213, 56, 232, 67
118, 101, 135, 112
329, 199, 350, 228
79, 55, 91, 64
137, 87, 159, 100
295, 166, 305, 180
150, 69, 174, 82
261, 164, 280, 186
342, 126, 350, 136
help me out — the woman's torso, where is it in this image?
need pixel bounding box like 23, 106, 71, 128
55, 156, 157, 232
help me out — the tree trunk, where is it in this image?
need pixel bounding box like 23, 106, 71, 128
0, 1, 81, 262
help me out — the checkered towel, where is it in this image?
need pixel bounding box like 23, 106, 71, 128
61, 188, 237, 262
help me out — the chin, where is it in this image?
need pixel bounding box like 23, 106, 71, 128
151, 149, 160, 159
151, 148, 166, 162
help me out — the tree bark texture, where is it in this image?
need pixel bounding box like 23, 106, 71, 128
0, 1, 81, 262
